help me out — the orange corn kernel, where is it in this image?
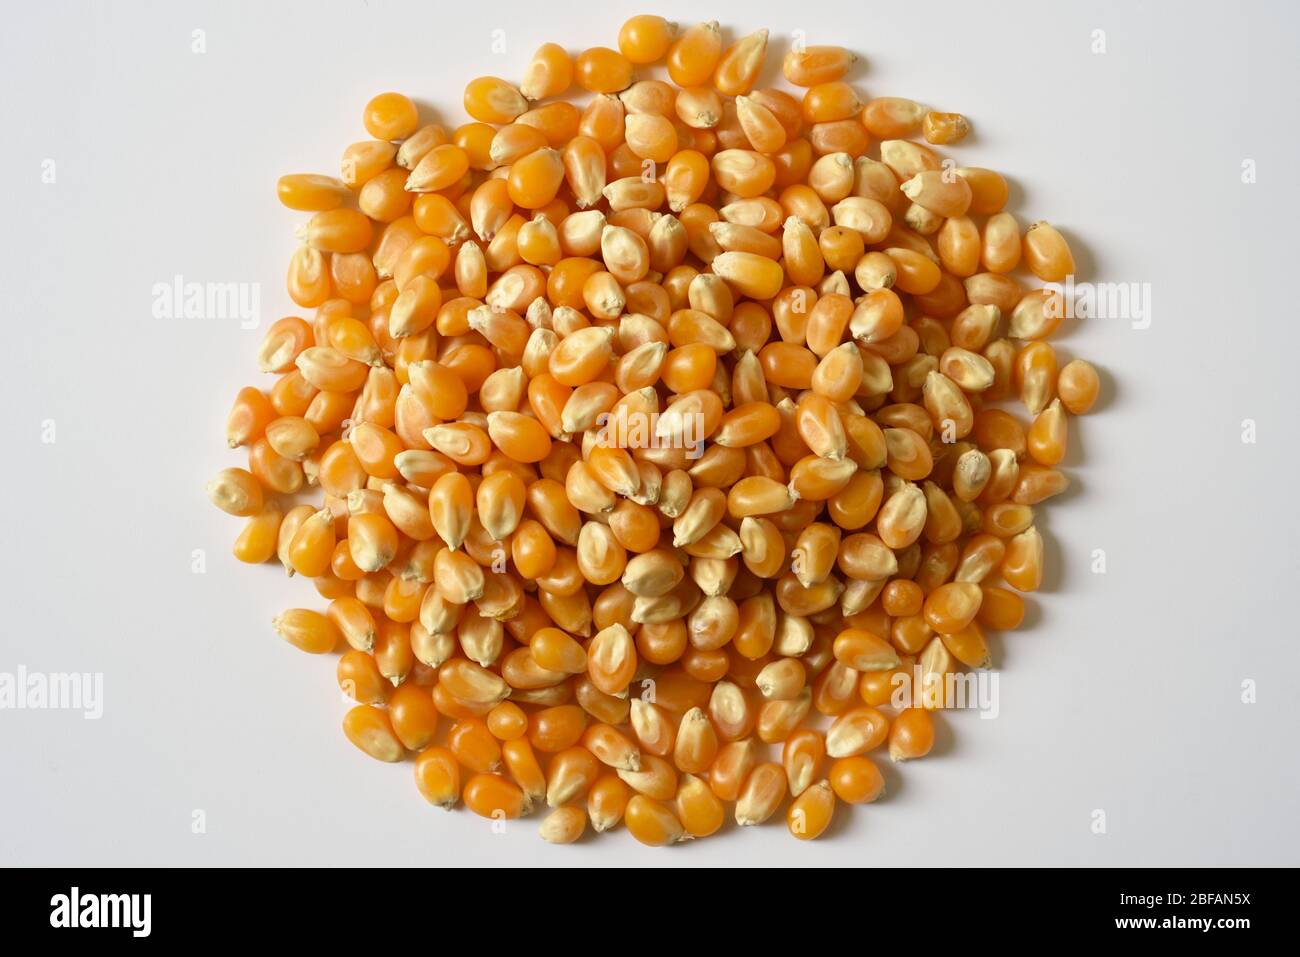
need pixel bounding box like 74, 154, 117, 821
829, 756, 885, 804
463, 773, 528, 819
414, 747, 461, 809
888, 708, 935, 761
625, 794, 688, 845
668, 21, 723, 87
342, 705, 405, 762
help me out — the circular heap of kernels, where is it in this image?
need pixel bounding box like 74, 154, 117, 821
208, 15, 1101, 845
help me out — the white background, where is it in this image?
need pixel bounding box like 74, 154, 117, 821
1, 0, 1297, 867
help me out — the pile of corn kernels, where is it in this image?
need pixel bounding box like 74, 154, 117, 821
206, 15, 1101, 845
